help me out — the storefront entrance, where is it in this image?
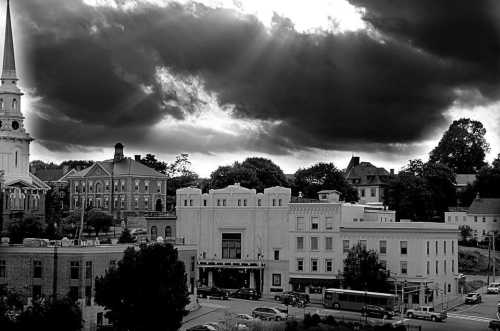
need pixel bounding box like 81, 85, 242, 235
199, 265, 263, 292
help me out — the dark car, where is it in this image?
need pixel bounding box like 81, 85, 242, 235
489, 319, 500, 331
197, 287, 229, 300
274, 291, 310, 304
231, 288, 261, 300
465, 292, 482, 304
292, 292, 310, 304
362, 305, 394, 319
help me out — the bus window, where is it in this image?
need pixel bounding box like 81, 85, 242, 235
325, 293, 333, 300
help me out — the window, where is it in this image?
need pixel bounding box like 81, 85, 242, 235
325, 217, 333, 230
144, 197, 148, 210
325, 237, 333, 250
370, 187, 376, 197
184, 200, 187, 206
444, 241, 447, 254
237, 199, 241, 206
272, 274, 281, 286
448, 284, 451, 293
33, 260, 42, 278
89, 181, 93, 193
70, 261, 80, 280
144, 181, 149, 192
217, 199, 220, 206
452, 240, 454, 254
12, 99, 17, 110
272, 199, 276, 206
400, 261, 408, 275
427, 261, 430, 275
157, 182, 162, 193
311, 217, 319, 230
0, 261, 5, 277
85, 261, 92, 279
380, 260, 386, 269
69, 286, 79, 301
311, 259, 318, 272
447, 216, 451, 223
274, 250, 280, 261
325, 259, 333, 272
134, 197, 139, 209
243, 199, 247, 206
257, 199, 262, 206
427, 241, 430, 255
135, 180, 140, 192
85, 286, 92, 306
32, 285, 42, 299
120, 197, 125, 209
435, 261, 439, 274
150, 226, 158, 241
222, 199, 226, 206
203, 200, 207, 206
452, 260, 455, 273
311, 237, 319, 250
474, 216, 478, 222
190, 256, 195, 272
343, 240, 350, 253
222, 233, 241, 259
361, 189, 365, 197
296, 237, 304, 250
121, 180, 125, 192
400, 241, 408, 255
296, 217, 305, 231
380, 240, 387, 254
435, 241, 438, 255
189, 199, 193, 206
297, 258, 304, 271
483, 217, 486, 222
278, 199, 282, 206
353, 218, 358, 222
74, 182, 79, 193
359, 240, 367, 249
165, 226, 172, 238
444, 260, 447, 274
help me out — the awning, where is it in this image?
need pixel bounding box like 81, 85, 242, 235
289, 277, 341, 288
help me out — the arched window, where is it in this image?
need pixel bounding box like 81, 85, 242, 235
150, 226, 158, 241
165, 226, 172, 238
95, 182, 102, 193
12, 99, 16, 110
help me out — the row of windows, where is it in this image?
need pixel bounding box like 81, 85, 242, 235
0, 98, 17, 111
296, 258, 335, 272
183, 198, 284, 207
359, 187, 377, 198
74, 196, 163, 210
150, 226, 173, 240
74, 180, 163, 194
447, 215, 499, 223
296, 216, 334, 232
426, 240, 456, 255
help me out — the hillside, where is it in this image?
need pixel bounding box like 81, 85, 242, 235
459, 246, 500, 275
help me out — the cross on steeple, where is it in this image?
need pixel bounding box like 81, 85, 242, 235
1, 0, 16, 83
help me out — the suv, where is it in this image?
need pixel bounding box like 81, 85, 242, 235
231, 288, 261, 300
252, 307, 287, 321
197, 287, 229, 300
362, 305, 394, 319
406, 306, 447, 322
465, 292, 482, 304
488, 283, 500, 294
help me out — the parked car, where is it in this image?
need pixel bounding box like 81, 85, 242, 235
235, 314, 255, 321
251, 307, 288, 321
274, 291, 310, 305
490, 319, 500, 331
405, 306, 447, 322
465, 292, 482, 304
362, 305, 394, 319
197, 287, 229, 300
231, 288, 261, 300
487, 283, 500, 294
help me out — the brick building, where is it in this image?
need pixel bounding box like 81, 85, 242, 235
0, 240, 197, 330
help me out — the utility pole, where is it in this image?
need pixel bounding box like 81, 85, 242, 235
488, 236, 492, 286
493, 233, 496, 283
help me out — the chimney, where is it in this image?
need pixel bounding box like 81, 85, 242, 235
114, 143, 124, 162
134, 155, 141, 161
390, 169, 394, 176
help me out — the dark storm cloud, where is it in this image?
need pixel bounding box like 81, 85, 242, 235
14, 0, 500, 155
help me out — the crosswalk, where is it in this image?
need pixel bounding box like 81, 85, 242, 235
447, 313, 492, 323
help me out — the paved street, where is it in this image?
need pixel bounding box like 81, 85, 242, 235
182, 294, 498, 331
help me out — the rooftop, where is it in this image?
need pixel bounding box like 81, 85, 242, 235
468, 198, 500, 215
345, 157, 390, 186
69, 157, 166, 179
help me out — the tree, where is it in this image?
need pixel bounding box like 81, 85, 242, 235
59, 160, 94, 170
86, 209, 113, 237
7, 216, 46, 244
95, 243, 189, 331
293, 163, 358, 201
210, 157, 288, 192
460, 155, 500, 206
118, 228, 134, 244
139, 154, 167, 174
384, 160, 456, 221
16, 297, 82, 331
29, 160, 59, 170
343, 243, 391, 292
459, 225, 472, 242
0, 288, 24, 330
429, 118, 490, 173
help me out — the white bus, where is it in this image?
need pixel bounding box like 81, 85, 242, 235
323, 288, 397, 312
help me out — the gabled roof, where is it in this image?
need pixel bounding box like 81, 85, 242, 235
30, 173, 51, 190
345, 161, 389, 186
5, 174, 50, 190
69, 157, 166, 179
57, 168, 77, 182
468, 198, 500, 215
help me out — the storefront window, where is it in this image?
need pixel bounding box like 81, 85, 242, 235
222, 233, 241, 259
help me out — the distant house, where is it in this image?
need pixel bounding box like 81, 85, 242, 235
31, 166, 75, 212
345, 156, 392, 204
445, 195, 500, 241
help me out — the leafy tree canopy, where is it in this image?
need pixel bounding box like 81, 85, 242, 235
343, 243, 391, 292
293, 162, 358, 201
16, 297, 82, 331
210, 157, 288, 192
59, 160, 94, 170
460, 154, 500, 206
429, 118, 490, 173
95, 243, 189, 331
7, 216, 46, 244
118, 228, 134, 244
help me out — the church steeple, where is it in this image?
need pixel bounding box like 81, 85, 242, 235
1, 0, 16, 83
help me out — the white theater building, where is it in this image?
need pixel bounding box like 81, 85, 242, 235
176, 185, 459, 308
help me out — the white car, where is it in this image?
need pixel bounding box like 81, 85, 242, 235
235, 314, 255, 321
252, 307, 288, 321
487, 283, 500, 294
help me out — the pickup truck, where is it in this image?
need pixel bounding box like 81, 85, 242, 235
406, 306, 447, 322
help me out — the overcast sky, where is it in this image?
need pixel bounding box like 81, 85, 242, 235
7, 0, 500, 176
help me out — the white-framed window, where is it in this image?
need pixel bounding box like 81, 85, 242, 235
120, 197, 125, 209
89, 181, 94, 193
400, 261, 408, 275
144, 197, 149, 210
121, 180, 125, 192
243, 199, 247, 206
257, 199, 262, 206
272, 274, 281, 287
311, 259, 318, 272
370, 187, 376, 197
380, 240, 387, 254
311, 237, 319, 251
343, 240, 350, 253
222, 199, 226, 206
325, 259, 333, 272
157, 182, 162, 193
237, 199, 241, 206
427, 261, 430, 274
135, 180, 140, 192
296, 217, 305, 231
296, 237, 304, 250
144, 181, 149, 192
272, 199, 276, 206
134, 197, 139, 209
74, 181, 79, 193
104, 197, 109, 208
444, 241, 447, 254
325, 237, 333, 250
311, 217, 319, 231
105, 181, 109, 191
400, 241, 408, 255
278, 199, 282, 206
325, 217, 333, 230
297, 258, 304, 272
